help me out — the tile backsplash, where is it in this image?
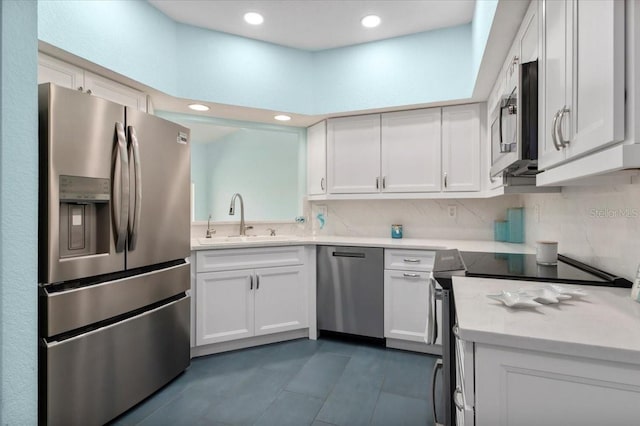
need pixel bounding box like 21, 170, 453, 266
523, 182, 640, 281
309, 196, 523, 240
191, 182, 640, 281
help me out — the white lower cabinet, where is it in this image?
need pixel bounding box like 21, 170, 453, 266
459, 342, 640, 426
196, 269, 254, 345
253, 266, 308, 336
194, 247, 308, 347
383, 249, 440, 351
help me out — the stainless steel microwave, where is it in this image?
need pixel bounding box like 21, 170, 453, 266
490, 60, 538, 177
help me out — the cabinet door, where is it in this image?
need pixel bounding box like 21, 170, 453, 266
538, 0, 570, 170
196, 270, 254, 345
38, 53, 83, 90
475, 344, 640, 426
567, 0, 624, 159
381, 109, 442, 193
383, 270, 430, 342
307, 121, 327, 195
84, 71, 147, 112
442, 104, 480, 192
327, 115, 381, 193
254, 266, 308, 336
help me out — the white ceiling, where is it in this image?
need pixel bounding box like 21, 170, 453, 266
148, 0, 476, 51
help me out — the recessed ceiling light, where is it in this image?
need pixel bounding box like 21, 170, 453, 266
188, 103, 210, 112
361, 15, 381, 28
244, 12, 264, 25
274, 115, 291, 121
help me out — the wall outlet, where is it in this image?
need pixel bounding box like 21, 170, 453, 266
448, 205, 457, 219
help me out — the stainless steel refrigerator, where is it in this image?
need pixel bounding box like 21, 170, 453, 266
38, 83, 191, 425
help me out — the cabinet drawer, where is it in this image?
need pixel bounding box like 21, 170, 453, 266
196, 246, 304, 273
384, 249, 435, 271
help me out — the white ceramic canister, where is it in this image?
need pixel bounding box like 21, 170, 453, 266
536, 241, 558, 265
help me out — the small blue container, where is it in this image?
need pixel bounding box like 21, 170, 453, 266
507, 207, 524, 243
391, 224, 403, 239
494, 220, 508, 242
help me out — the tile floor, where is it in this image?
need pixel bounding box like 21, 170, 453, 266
111, 337, 442, 426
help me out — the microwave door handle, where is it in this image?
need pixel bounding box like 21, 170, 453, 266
127, 125, 142, 251
113, 122, 130, 253
499, 102, 504, 149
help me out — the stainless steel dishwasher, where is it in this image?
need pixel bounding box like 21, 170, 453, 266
317, 246, 384, 339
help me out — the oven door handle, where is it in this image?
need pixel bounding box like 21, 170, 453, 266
428, 277, 442, 345
431, 358, 443, 425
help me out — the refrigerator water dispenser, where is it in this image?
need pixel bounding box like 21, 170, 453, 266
58, 175, 110, 258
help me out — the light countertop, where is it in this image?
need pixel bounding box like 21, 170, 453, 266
191, 235, 534, 253
454, 276, 640, 365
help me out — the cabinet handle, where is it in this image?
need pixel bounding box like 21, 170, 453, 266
256, 275, 260, 290
557, 106, 570, 147
452, 323, 460, 338
453, 388, 465, 411
382, 176, 386, 189
403, 258, 421, 263
320, 177, 325, 191
250, 275, 253, 290
444, 172, 448, 188
376, 177, 379, 189
403, 273, 421, 278
86, 89, 92, 95
77, 86, 83, 92
551, 110, 562, 151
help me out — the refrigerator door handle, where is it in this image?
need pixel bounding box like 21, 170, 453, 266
127, 125, 142, 251
113, 122, 129, 253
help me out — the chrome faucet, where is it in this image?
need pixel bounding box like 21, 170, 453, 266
229, 193, 248, 236
205, 214, 216, 238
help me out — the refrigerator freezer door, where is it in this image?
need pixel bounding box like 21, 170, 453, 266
125, 108, 191, 269
43, 296, 190, 426
39, 84, 127, 284
42, 261, 190, 337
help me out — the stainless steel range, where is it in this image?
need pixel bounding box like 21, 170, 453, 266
38, 83, 191, 425
430, 249, 632, 426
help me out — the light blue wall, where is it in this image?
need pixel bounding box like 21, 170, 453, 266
37, 1, 497, 115
471, 0, 499, 79
0, 1, 38, 424
191, 142, 210, 221
158, 112, 305, 222
176, 24, 313, 113
38, 0, 178, 95
204, 129, 301, 221
312, 24, 473, 114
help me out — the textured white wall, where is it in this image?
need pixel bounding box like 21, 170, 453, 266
523, 182, 640, 281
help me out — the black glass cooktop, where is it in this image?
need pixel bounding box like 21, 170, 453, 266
459, 251, 630, 287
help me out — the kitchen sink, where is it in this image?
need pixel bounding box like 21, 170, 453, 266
197, 235, 298, 245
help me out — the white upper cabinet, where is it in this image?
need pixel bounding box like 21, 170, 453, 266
538, 0, 624, 171
83, 71, 148, 112
324, 106, 480, 197
442, 104, 481, 192
306, 121, 327, 196
38, 54, 84, 90
327, 114, 381, 193
381, 108, 442, 193
38, 53, 147, 112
